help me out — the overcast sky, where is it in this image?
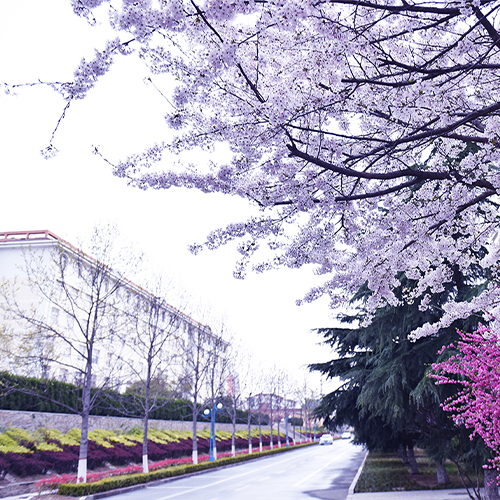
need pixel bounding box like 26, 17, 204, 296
0, 0, 340, 395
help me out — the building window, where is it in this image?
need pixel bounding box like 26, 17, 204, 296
92, 349, 100, 365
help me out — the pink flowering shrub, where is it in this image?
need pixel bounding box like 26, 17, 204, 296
431, 324, 500, 473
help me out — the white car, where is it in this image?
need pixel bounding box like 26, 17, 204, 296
319, 434, 334, 445
341, 431, 351, 439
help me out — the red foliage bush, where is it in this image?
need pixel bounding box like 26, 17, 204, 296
4, 452, 53, 476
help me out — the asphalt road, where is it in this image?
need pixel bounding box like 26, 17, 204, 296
110, 439, 366, 500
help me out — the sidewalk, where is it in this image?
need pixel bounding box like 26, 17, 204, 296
351, 490, 471, 500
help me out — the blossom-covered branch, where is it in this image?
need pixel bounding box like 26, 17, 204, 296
431, 324, 500, 475
7, 0, 500, 334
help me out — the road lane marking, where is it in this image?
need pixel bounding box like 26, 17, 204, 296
153, 451, 309, 499
258, 476, 270, 482
293, 448, 352, 488
236, 485, 249, 491
276, 470, 285, 474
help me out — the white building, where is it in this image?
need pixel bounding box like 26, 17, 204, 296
0, 229, 223, 394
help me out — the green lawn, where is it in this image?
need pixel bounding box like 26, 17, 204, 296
355, 450, 480, 492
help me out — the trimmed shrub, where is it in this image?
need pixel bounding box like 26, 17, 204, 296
38, 450, 79, 474
4, 452, 53, 476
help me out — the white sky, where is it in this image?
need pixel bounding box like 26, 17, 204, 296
0, 0, 339, 395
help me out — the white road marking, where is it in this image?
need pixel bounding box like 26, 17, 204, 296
153, 451, 311, 499
293, 449, 352, 488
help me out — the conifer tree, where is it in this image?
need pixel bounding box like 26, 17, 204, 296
311, 266, 484, 483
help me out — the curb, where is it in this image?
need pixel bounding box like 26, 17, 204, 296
346, 449, 369, 500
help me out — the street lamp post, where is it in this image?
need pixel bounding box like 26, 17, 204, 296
203, 402, 223, 462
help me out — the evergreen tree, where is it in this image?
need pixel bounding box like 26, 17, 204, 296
311, 266, 484, 482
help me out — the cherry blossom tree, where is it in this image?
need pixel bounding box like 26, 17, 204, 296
432, 324, 500, 494
6, 0, 500, 335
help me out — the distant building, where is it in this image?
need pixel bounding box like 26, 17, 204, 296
248, 392, 299, 424
0, 230, 224, 393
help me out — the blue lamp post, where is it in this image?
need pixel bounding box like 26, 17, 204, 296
285, 415, 292, 448
203, 402, 223, 462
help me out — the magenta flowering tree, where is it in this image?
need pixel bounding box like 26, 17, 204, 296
432, 324, 500, 490
5, 1, 500, 335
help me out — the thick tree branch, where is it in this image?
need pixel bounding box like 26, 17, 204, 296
346, 101, 500, 163
287, 143, 451, 181
323, 0, 463, 15
335, 178, 422, 202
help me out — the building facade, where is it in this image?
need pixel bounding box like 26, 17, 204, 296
0, 230, 223, 395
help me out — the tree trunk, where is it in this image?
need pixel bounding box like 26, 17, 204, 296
77, 411, 89, 484
143, 369, 151, 473
407, 444, 421, 475
398, 444, 409, 464
259, 420, 262, 452
247, 408, 252, 454
270, 409, 274, 449
77, 362, 92, 484
192, 416, 198, 464
231, 416, 236, 457
142, 412, 149, 473
212, 411, 217, 460
277, 419, 281, 448
484, 468, 500, 500
436, 460, 450, 485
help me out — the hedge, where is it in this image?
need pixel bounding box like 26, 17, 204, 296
58, 442, 317, 496
0, 372, 269, 424
0, 372, 193, 420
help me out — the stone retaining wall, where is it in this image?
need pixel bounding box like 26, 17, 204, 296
0, 409, 271, 434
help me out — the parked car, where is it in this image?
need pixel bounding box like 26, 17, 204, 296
341, 431, 351, 439
319, 433, 334, 445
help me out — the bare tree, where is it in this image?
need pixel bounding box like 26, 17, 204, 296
275, 368, 292, 448
265, 369, 279, 451
114, 276, 188, 473
243, 361, 266, 454
223, 344, 252, 457
203, 321, 231, 460
178, 310, 226, 464
0, 226, 138, 483
256, 392, 264, 452
295, 378, 314, 443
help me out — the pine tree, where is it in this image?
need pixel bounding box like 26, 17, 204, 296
311, 266, 485, 482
